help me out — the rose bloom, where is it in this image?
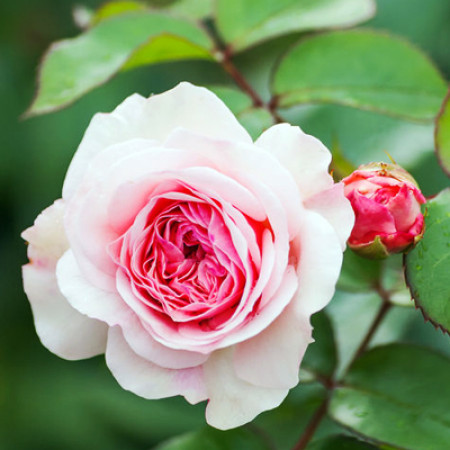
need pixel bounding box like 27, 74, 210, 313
343, 162, 426, 259
22, 83, 353, 429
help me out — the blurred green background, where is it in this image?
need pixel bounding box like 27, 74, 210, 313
0, 1, 449, 449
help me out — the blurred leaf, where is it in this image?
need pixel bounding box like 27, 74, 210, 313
209, 86, 253, 113
302, 311, 337, 379
6, 357, 206, 450
163, 0, 214, 20
329, 344, 450, 449
308, 435, 379, 450
282, 104, 435, 172
273, 30, 447, 121
209, 86, 273, 139
91, 1, 148, 25
216, 0, 375, 52
337, 250, 381, 293
238, 109, 273, 140
92, 0, 214, 24
27, 13, 214, 115
154, 427, 271, 450
435, 89, 450, 177
404, 189, 450, 334
254, 383, 341, 449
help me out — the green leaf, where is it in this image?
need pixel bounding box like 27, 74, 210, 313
216, 0, 376, 52
329, 344, 450, 449
27, 13, 214, 116
308, 435, 379, 450
209, 86, 274, 139
302, 311, 338, 378
404, 189, 450, 333
154, 427, 271, 450
91, 1, 148, 25
163, 0, 214, 21
92, 0, 214, 24
337, 249, 381, 293
273, 30, 447, 121
435, 90, 450, 177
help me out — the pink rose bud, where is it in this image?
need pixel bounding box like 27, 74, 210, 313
343, 162, 426, 259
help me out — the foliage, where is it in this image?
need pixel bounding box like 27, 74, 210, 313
1, 0, 449, 448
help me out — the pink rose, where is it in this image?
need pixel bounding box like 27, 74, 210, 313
22, 83, 353, 429
343, 162, 426, 259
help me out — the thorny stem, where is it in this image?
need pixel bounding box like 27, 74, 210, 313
292, 284, 393, 450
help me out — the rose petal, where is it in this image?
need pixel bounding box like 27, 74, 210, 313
22, 200, 107, 359
255, 123, 333, 200
23, 265, 107, 359
204, 348, 288, 430
106, 326, 207, 404
293, 210, 343, 315
348, 193, 396, 243
119, 313, 210, 370
63, 83, 251, 199
164, 128, 303, 238
305, 183, 354, 250
233, 303, 312, 389
56, 250, 129, 326
387, 184, 421, 232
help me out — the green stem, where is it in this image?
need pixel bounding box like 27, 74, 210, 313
292, 397, 329, 450
347, 287, 392, 370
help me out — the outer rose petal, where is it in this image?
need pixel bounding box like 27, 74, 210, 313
23, 265, 107, 359
63, 83, 252, 200
293, 210, 344, 316
22, 201, 107, 359
106, 327, 207, 405
57, 251, 207, 369
255, 123, 333, 200
305, 183, 355, 250
204, 349, 288, 430
233, 303, 312, 389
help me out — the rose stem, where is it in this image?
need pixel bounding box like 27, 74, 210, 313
292, 283, 392, 450
204, 23, 283, 124
292, 397, 329, 450
347, 283, 392, 369
219, 49, 284, 124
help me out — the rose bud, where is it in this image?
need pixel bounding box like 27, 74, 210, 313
343, 162, 426, 259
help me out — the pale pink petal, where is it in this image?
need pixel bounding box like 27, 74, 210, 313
305, 183, 354, 250
204, 349, 288, 430
22, 200, 107, 359
22, 200, 68, 264
218, 263, 299, 349
106, 326, 207, 405
293, 210, 343, 315
164, 128, 303, 238
56, 250, 129, 326
120, 313, 209, 370
63, 94, 148, 200
23, 265, 107, 359
233, 304, 312, 389
255, 123, 333, 200
63, 83, 251, 199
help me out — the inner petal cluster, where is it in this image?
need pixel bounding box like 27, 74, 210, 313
109, 182, 263, 337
